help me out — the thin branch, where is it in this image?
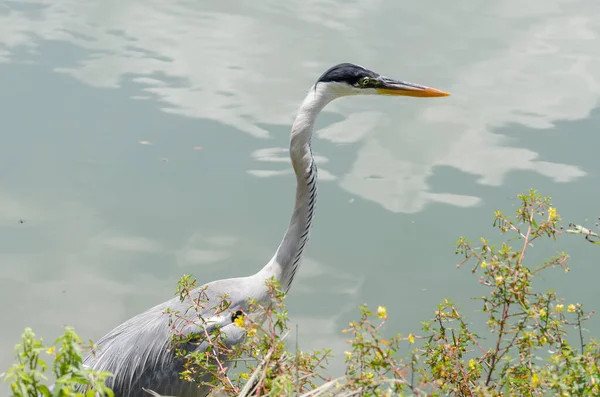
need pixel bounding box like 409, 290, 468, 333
237, 347, 275, 397
299, 376, 346, 397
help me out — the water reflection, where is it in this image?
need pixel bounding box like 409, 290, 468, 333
1, 0, 596, 212
249, 147, 337, 181
176, 233, 237, 268
2, 0, 600, 384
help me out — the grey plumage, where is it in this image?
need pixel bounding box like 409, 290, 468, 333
81, 277, 258, 397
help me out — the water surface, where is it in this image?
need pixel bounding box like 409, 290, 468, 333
1, 0, 600, 389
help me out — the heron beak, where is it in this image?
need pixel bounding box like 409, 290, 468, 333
376, 77, 450, 97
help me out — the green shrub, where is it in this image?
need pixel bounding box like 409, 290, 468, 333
4, 190, 599, 396
3, 327, 113, 397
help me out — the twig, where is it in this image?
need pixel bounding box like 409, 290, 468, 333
485, 301, 509, 386
296, 323, 300, 396
564, 223, 600, 244
142, 388, 173, 397
577, 311, 586, 355
237, 347, 275, 397
299, 376, 346, 397
236, 330, 291, 397
199, 324, 236, 392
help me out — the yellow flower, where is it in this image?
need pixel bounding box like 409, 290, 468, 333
539, 335, 548, 345
234, 316, 245, 327
46, 347, 55, 355
468, 359, 476, 370
531, 372, 540, 387
480, 261, 487, 268
568, 304, 577, 313
495, 276, 504, 285
548, 207, 557, 221
364, 372, 374, 380
408, 334, 415, 344
539, 308, 547, 317
240, 373, 250, 381
377, 306, 387, 319
555, 304, 564, 313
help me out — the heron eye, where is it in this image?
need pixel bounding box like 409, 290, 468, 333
360, 77, 371, 87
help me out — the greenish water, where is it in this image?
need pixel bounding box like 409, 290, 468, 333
2, 0, 600, 391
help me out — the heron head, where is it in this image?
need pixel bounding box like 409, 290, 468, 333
315, 63, 450, 98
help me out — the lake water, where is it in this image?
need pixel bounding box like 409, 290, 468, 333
2, 0, 600, 392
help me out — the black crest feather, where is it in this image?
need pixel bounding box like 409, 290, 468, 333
316, 63, 379, 86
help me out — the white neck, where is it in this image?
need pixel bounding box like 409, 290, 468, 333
256, 83, 338, 291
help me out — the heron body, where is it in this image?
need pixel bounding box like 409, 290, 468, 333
72, 63, 449, 397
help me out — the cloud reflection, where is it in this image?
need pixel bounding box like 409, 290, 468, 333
249, 147, 337, 181
175, 232, 236, 268
415, 14, 596, 190
99, 235, 163, 253
1, 0, 596, 214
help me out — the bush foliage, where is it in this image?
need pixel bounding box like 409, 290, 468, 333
3, 190, 599, 396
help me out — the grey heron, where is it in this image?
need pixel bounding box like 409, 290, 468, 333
73, 63, 449, 397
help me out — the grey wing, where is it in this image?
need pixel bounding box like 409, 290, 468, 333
75, 294, 244, 397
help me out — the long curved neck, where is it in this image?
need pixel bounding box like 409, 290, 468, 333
258, 84, 337, 292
